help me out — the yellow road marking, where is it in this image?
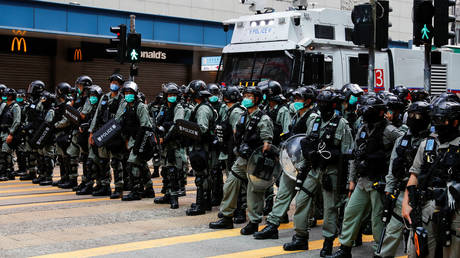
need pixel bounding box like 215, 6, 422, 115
0, 183, 35, 188
32, 222, 295, 258
0, 191, 74, 200
209, 235, 374, 258
0, 187, 57, 194
0, 197, 110, 210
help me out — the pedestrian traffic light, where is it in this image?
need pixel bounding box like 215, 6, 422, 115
351, 3, 373, 47
375, 0, 392, 49
413, 0, 434, 46
107, 24, 127, 64
434, 0, 456, 47
127, 33, 142, 63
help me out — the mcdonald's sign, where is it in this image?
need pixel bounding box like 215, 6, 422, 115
11, 37, 27, 53
74, 48, 82, 61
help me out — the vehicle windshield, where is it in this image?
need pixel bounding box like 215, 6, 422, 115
217, 51, 295, 87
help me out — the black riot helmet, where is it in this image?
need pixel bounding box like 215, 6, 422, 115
16, 89, 26, 98
138, 92, 146, 103
122, 81, 139, 94
292, 86, 316, 105
41, 91, 56, 109
152, 92, 164, 105
4, 88, 17, 99
27, 80, 45, 99
75, 75, 93, 88
410, 89, 430, 102
430, 99, 460, 142
109, 73, 124, 85
316, 90, 339, 120
243, 86, 263, 105
384, 93, 405, 112
164, 82, 181, 95
359, 95, 387, 124
391, 85, 410, 105
207, 83, 221, 95
406, 101, 431, 135
0, 84, 7, 96
187, 80, 210, 99
222, 86, 242, 103
88, 85, 103, 97
258, 80, 283, 102
431, 91, 460, 106
56, 82, 72, 99
341, 83, 363, 105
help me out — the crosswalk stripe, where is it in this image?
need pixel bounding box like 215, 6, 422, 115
0, 187, 56, 194
31, 222, 296, 258
0, 183, 35, 187
209, 235, 375, 258
0, 191, 74, 200
0, 197, 110, 210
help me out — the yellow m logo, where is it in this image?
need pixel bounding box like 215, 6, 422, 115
74, 49, 82, 61
11, 37, 27, 52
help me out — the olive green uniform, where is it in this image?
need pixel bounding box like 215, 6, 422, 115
339, 121, 403, 250
406, 136, 460, 258
0, 101, 21, 179
220, 108, 273, 218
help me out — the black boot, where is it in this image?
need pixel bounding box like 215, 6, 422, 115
32, 176, 44, 184
0, 174, 8, 181
39, 177, 53, 186
233, 208, 246, 224
353, 232, 362, 247
142, 186, 155, 198
92, 185, 111, 196
240, 222, 259, 235
154, 195, 171, 204
253, 222, 279, 239
186, 186, 206, 216
280, 213, 289, 224
209, 216, 234, 229
52, 178, 63, 186
325, 245, 352, 258
7, 171, 15, 180
170, 195, 179, 209
76, 183, 94, 195
122, 184, 142, 201
283, 234, 309, 251
320, 237, 335, 257
73, 182, 85, 192
59, 178, 77, 189
110, 187, 123, 199
151, 166, 160, 178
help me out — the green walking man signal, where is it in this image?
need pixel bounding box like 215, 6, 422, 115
130, 49, 139, 61
421, 24, 430, 40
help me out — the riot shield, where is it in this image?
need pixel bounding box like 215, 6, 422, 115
279, 134, 307, 181
92, 118, 122, 148
29, 122, 54, 148
247, 145, 281, 192
64, 105, 80, 125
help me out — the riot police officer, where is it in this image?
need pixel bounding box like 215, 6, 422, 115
209, 86, 273, 229
402, 99, 460, 258
254, 86, 318, 240
13, 89, 28, 178
383, 93, 408, 131
185, 80, 217, 216
148, 92, 164, 178
23, 80, 46, 182
376, 101, 431, 258
339, 83, 364, 136
114, 81, 154, 201
88, 74, 126, 198
327, 96, 403, 258
153, 83, 185, 209
0, 88, 21, 181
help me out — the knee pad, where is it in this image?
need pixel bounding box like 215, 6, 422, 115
110, 158, 123, 171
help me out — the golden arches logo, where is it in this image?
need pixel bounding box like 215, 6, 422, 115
74, 49, 82, 61
11, 37, 27, 53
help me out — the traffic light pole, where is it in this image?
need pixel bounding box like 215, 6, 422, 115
424, 43, 432, 93
129, 15, 137, 82
368, 0, 376, 92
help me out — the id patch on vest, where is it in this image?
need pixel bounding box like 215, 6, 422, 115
401, 139, 408, 147
360, 131, 366, 139
425, 139, 435, 151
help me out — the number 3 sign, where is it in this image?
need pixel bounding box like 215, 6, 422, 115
375, 69, 384, 88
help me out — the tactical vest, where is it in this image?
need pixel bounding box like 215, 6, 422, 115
268, 104, 285, 146
27, 100, 44, 128
98, 95, 121, 126
291, 108, 314, 135
235, 109, 264, 150
216, 104, 243, 145
354, 121, 388, 179
0, 103, 15, 129
157, 103, 176, 128
190, 102, 216, 139
392, 133, 424, 188
306, 115, 341, 168
122, 101, 141, 138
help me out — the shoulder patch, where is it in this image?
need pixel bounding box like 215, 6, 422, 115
401, 139, 408, 147
360, 131, 366, 139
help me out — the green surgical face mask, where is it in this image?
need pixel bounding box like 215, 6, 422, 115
16, 97, 24, 103
349, 95, 359, 105
1, 96, 6, 101
125, 94, 135, 103
241, 98, 254, 108
263, 94, 267, 101
167, 96, 177, 103
209, 96, 219, 103
89, 96, 99, 105
293, 102, 304, 111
